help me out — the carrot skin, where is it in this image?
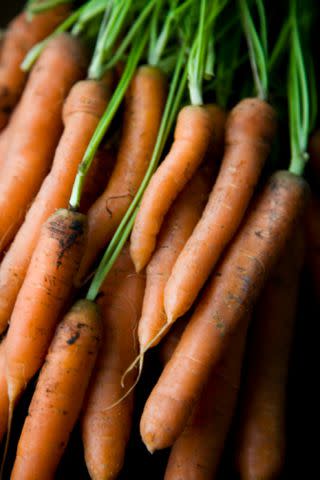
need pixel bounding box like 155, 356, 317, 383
165, 98, 277, 323
0, 76, 110, 334
138, 164, 214, 351
0, 33, 87, 254
82, 245, 145, 480
10, 299, 102, 480
76, 65, 167, 284
0, 5, 69, 129
140, 170, 309, 451
0, 338, 8, 443
235, 230, 304, 480
5, 209, 87, 404
164, 320, 248, 480
130, 105, 226, 272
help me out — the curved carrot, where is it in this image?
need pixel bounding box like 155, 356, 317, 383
0, 75, 111, 334
10, 299, 102, 480
138, 163, 214, 352
75, 65, 167, 285
140, 170, 309, 451
5, 209, 87, 406
0, 33, 87, 254
0, 338, 8, 443
164, 98, 277, 323
130, 104, 226, 272
235, 229, 304, 480
82, 245, 145, 480
164, 320, 248, 480
0, 5, 69, 130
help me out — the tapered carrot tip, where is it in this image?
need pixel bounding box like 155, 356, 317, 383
140, 392, 192, 451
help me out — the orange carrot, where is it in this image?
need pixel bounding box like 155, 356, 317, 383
0, 5, 69, 130
305, 193, 320, 302
5, 209, 86, 407
164, 320, 248, 480
82, 244, 145, 480
0, 33, 87, 254
0, 338, 8, 443
0, 75, 110, 334
138, 163, 214, 352
140, 170, 308, 452
164, 98, 277, 323
10, 299, 102, 480
235, 229, 304, 480
80, 146, 117, 213
130, 105, 226, 272
75, 65, 167, 285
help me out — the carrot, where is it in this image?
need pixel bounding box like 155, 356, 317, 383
82, 244, 145, 480
0, 338, 8, 443
140, 170, 309, 451
304, 193, 320, 302
164, 98, 277, 323
0, 75, 111, 334
130, 104, 226, 272
75, 65, 167, 285
5, 209, 86, 407
235, 229, 304, 480
10, 299, 102, 480
80, 146, 117, 213
0, 33, 87, 254
0, 5, 70, 131
138, 163, 215, 353
164, 319, 248, 480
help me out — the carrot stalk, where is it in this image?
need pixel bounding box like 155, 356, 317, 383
140, 170, 309, 452
10, 300, 102, 480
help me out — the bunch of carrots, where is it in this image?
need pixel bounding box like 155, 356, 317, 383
0, 0, 318, 478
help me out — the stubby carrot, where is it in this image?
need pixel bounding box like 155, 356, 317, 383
164, 98, 277, 323
130, 105, 226, 272
0, 75, 111, 334
138, 163, 214, 352
5, 209, 87, 407
10, 299, 102, 480
0, 338, 8, 443
75, 65, 167, 285
0, 33, 87, 254
235, 229, 304, 480
82, 245, 145, 480
164, 320, 248, 480
140, 170, 309, 451
0, 5, 69, 130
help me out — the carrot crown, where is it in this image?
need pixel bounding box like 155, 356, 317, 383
238, 0, 268, 100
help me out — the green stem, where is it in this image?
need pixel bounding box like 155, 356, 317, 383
27, 0, 72, 14
71, 0, 106, 36
188, 0, 207, 105
105, 0, 157, 70
87, 49, 188, 301
69, 30, 149, 211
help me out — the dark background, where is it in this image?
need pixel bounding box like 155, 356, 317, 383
1, 2, 319, 479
